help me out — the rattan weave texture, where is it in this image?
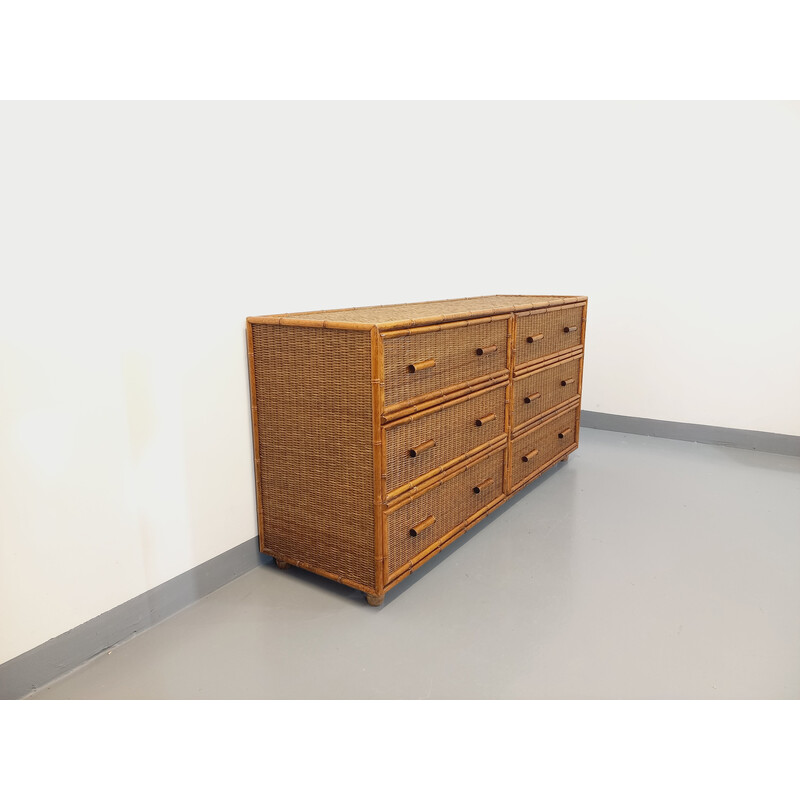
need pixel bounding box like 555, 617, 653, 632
385, 384, 507, 494
250, 323, 376, 588
510, 405, 580, 490
386, 448, 505, 575
511, 355, 582, 431
247, 294, 587, 603
275, 294, 585, 326
515, 305, 584, 369
383, 317, 508, 409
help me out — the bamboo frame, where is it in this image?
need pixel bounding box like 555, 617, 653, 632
370, 325, 386, 601
511, 397, 582, 441
248, 295, 585, 333
383, 380, 509, 430
382, 370, 509, 420
246, 294, 587, 606
382, 313, 512, 339
513, 301, 587, 373
385, 438, 507, 512
245, 321, 266, 551
385, 432, 507, 504
513, 346, 584, 379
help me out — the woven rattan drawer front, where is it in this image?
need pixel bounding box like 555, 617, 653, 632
385, 384, 506, 499
515, 304, 584, 371
382, 317, 508, 411
386, 448, 505, 577
509, 405, 579, 490
511, 355, 582, 431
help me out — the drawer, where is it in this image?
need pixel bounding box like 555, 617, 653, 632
385, 383, 507, 499
511, 354, 582, 431
386, 447, 505, 577
509, 405, 579, 490
382, 317, 508, 411
515, 304, 584, 371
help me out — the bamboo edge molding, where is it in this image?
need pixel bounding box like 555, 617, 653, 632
247, 294, 588, 606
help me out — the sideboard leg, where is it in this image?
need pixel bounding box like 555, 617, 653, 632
365, 593, 384, 607
560, 455, 570, 462
274, 558, 290, 570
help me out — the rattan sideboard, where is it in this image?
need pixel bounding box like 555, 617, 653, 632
247, 294, 587, 605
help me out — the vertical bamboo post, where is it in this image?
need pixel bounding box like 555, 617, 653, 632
576, 300, 587, 447
370, 325, 387, 601
246, 321, 266, 551
503, 312, 516, 493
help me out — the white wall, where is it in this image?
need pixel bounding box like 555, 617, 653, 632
2, 102, 798, 665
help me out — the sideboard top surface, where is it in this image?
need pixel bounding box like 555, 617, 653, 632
248, 294, 587, 331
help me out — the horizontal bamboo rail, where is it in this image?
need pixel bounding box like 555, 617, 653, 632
385, 433, 507, 504
507, 442, 579, 495
383, 380, 508, 430
510, 397, 581, 440
260, 550, 378, 595
385, 496, 507, 586
382, 370, 509, 420
382, 314, 512, 339
385, 439, 507, 512
514, 345, 584, 376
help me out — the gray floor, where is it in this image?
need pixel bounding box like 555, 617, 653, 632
29, 428, 800, 699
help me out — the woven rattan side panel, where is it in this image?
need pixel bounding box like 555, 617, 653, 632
250, 323, 376, 590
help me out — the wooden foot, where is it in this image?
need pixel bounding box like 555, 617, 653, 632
560, 455, 569, 462
274, 558, 289, 570
365, 594, 384, 607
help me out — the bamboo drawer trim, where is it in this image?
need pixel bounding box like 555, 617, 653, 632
513, 302, 586, 372
509, 405, 581, 492
511, 353, 583, 431
383, 316, 509, 411
385, 447, 506, 578
249, 294, 587, 331
384, 383, 507, 501
381, 371, 508, 422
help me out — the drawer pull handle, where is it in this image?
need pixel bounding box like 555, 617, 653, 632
408, 358, 435, 373
563, 326, 578, 333
408, 439, 435, 458
473, 478, 494, 494
521, 449, 539, 463
523, 392, 541, 404
561, 378, 575, 386
409, 515, 435, 537
526, 334, 544, 343
475, 413, 497, 427
475, 344, 498, 356
558, 428, 572, 439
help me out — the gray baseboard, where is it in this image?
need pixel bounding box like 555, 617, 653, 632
0, 536, 268, 700
581, 411, 800, 457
